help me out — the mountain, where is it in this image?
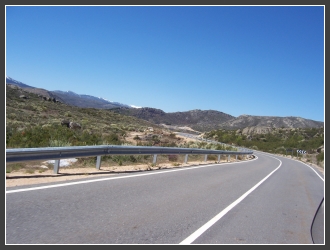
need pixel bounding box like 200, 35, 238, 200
111, 107, 235, 132
51, 90, 132, 109
5, 76, 34, 88
6, 76, 324, 133
218, 114, 324, 130
111, 108, 324, 132
6, 76, 133, 110
6, 76, 61, 101
6, 84, 165, 148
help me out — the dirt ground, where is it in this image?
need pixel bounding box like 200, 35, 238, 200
6, 153, 323, 188
6, 159, 235, 187
6, 132, 209, 187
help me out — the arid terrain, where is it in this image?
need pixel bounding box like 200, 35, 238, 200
6, 159, 242, 187
6, 152, 323, 188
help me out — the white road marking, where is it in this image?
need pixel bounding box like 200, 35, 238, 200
179, 156, 282, 244
257, 151, 324, 181
6, 157, 257, 194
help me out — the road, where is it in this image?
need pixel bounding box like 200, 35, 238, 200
6, 152, 324, 244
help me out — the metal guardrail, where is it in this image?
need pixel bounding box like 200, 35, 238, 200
6, 145, 253, 174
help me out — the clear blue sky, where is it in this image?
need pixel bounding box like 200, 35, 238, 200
6, 5, 324, 122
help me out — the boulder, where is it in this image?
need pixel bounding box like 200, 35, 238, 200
69, 122, 81, 130
61, 120, 71, 128
317, 145, 324, 153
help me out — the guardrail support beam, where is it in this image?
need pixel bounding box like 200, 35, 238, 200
227, 155, 230, 162
184, 154, 188, 164
204, 154, 207, 162
153, 154, 157, 164
96, 155, 101, 170
54, 159, 60, 174
218, 154, 220, 163
236, 155, 238, 160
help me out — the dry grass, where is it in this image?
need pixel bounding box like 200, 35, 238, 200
6, 155, 254, 187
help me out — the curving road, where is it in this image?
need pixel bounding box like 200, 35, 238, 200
6, 152, 324, 244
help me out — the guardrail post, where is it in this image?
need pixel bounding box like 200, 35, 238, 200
96, 155, 101, 170
184, 154, 188, 164
54, 159, 60, 174
153, 154, 157, 164
6, 146, 254, 172
236, 155, 238, 160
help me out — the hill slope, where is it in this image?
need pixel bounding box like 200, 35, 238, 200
6, 76, 324, 133
112, 107, 235, 132
51, 90, 132, 109
6, 84, 165, 148
6, 76, 132, 110
219, 114, 324, 130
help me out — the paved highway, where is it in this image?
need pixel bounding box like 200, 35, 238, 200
6, 152, 324, 244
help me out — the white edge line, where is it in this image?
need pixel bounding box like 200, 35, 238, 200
179, 157, 282, 245
300, 162, 324, 181
6, 157, 258, 194
285, 157, 324, 181
256, 151, 324, 181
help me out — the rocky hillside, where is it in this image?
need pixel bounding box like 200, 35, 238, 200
219, 115, 324, 130
6, 81, 61, 102
51, 90, 131, 109
111, 108, 323, 132
6, 84, 167, 148
6, 77, 324, 133
6, 77, 131, 110
112, 107, 235, 132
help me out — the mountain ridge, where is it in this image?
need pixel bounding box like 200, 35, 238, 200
6, 76, 324, 132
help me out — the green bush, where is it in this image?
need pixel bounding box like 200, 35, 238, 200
6, 124, 124, 148
207, 155, 217, 161
6, 163, 25, 173
316, 152, 324, 163
49, 139, 71, 147
168, 154, 178, 162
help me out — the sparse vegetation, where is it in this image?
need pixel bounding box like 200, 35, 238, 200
205, 127, 324, 168
317, 151, 324, 163
6, 86, 175, 148
6, 163, 25, 173
168, 155, 178, 162
6, 84, 324, 172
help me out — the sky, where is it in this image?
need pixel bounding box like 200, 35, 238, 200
5, 5, 324, 122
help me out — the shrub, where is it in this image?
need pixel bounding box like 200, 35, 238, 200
133, 135, 141, 140
207, 155, 217, 161
316, 152, 324, 163
103, 133, 121, 145
166, 142, 178, 147
129, 155, 137, 162
169, 133, 176, 138
6, 163, 25, 173
49, 139, 71, 147
25, 169, 35, 174
168, 154, 178, 162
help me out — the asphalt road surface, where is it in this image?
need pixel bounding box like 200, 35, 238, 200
6, 151, 324, 244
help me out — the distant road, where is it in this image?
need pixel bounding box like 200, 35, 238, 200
6, 152, 324, 244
